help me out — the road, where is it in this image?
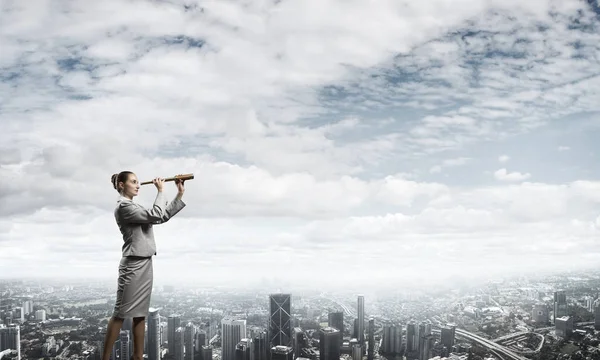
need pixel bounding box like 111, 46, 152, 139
320, 294, 355, 317
432, 328, 528, 360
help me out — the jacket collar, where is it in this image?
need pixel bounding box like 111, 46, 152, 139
118, 195, 133, 203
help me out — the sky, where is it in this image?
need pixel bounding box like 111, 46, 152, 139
2, 0, 600, 290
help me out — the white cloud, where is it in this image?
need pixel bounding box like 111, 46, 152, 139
2, 0, 600, 288
494, 168, 531, 182
429, 157, 470, 174
558, 146, 570, 151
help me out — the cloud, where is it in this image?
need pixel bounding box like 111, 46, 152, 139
429, 157, 471, 173
498, 155, 510, 163
494, 168, 532, 182
2, 0, 600, 287
558, 146, 570, 151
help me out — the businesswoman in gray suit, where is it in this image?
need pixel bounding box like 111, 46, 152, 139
102, 171, 186, 360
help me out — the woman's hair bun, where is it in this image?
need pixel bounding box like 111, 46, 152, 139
111, 173, 118, 189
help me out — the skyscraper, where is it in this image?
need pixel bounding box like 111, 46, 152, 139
532, 304, 549, 325
419, 335, 434, 360
554, 290, 568, 323
328, 312, 344, 341
319, 327, 341, 360
202, 346, 213, 360
292, 327, 306, 359
270, 345, 293, 360
169, 315, 182, 355
594, 300, 600, 330
357, 295, 364, 346
236, 339, 251, 360
0, 324, 21, 360
175, 327, 185, 360
185, 323, 196, 360
367, 318, 374, 360
195, 330, 207, 353
222, 319, 247, 360
120, 330, 131, 360
352, 344, 361, 360
418, 321, 431, 360
381, 324, 401, 355
148, 308, 161, 360
269, 294, 291, 347
440, 324, 456, 356
251, 329, 269, 360
406, 321, 417, 354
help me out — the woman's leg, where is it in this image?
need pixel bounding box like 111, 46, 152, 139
102, 316, 124, 360
132, 316, 146, 360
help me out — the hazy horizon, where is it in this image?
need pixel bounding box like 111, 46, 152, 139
2, 0, 600, 288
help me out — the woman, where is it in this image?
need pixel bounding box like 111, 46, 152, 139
102, 171, 187, 360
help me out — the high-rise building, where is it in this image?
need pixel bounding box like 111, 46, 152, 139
13, 308, 24, 323
175, 327, 185, 360
594, 300, 600, 330
22, 301, 33, 316
292, 327, 306, 359
35, 310, 46, 322
148, 308, 161, 360
222, 319, 247, 360
418, 321, 432, 359
357, 296, 364, 346
0, 324, 21, 360
202, 345, 213, 360
381, 324, 401, 355
440, 324, 455, 355
195, 330, 207, 352
328, 312, 344, 340
185, 323, 196, 360
554, 290, 568, 323
555, 316, 573, 338
251, 330, 269, 360
269, 294, 291, 347
236, 339, 251, 360
270, 345, 293, 360
122, 318, 134, 357
367, 319, 374, 360
319, 327, 341, 360
532, 304, 549, 325
381, 325, 392, 353
120, 330, 131, 360
352, 345, 361, 360
168, 315, 182, 355
419, 335, 434, 360
406, 321, 417, 354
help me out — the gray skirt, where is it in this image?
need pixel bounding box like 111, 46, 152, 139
113, 256, 153, 318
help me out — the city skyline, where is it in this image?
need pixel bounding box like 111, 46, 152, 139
4, 271, 600, 360
2, 0, 600, 286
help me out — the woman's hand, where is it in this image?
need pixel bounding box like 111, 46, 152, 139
152, 177, 165, 192
175, 174, 185, 195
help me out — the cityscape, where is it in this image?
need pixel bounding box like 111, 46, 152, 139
3, 1, 600, 360
3, 271, 600, 360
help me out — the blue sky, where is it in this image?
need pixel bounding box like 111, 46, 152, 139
1, 0, 600, 289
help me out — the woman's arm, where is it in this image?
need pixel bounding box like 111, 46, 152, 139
118, 192, 172, 224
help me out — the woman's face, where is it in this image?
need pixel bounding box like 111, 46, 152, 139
120, 173, 140, 198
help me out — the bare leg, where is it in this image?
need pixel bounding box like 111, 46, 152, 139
102, 316, 124, 360
133, 316, 146, 360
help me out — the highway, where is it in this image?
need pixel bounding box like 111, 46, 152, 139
456, 329, 529, 360
432, 328, 527, 360
320, 294, 355, 317
492, 332, 528, 342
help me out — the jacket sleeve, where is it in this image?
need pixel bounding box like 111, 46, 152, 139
118, 193, 186, 224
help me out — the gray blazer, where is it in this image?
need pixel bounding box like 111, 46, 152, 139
114, 192, 186, 257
